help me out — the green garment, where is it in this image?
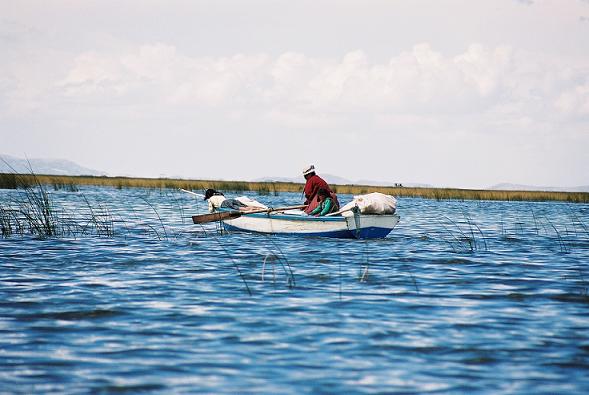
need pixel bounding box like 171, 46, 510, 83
310, 197, 334, 216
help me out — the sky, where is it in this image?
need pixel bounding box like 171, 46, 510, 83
1, 0, 588, 189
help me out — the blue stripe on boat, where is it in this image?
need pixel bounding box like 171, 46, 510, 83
222, 222, 393, 239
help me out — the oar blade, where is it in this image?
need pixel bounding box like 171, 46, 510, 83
192, 211, 242, 224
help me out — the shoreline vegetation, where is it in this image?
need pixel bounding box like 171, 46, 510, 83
1, 173, 588, 203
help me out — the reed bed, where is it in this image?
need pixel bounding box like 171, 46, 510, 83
0, 172, 125, 239
0, 190, 113, 239
0, 173, 33, 189
0, 188, 178, 240
2, 173, 588, 203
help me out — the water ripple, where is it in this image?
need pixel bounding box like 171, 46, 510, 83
1, 188, 588, 393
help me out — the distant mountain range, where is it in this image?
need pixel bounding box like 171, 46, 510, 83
0, 154, 105, 176
489, 183, 589, 193
256, 174, 433, 188
2, 154, 587, 192
259, 175, 589, 192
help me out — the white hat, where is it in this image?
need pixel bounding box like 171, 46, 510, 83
303, 164, 315, 176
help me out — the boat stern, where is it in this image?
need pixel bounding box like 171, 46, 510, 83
345, 214, 400, 239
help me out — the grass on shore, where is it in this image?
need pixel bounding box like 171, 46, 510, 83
1, 173, 588, 203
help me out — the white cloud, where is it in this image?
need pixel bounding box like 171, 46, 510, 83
26, 42, 581, 130
454, 44, 512, 97
554, 81, 589, 116
2, 40, 588, 163
60, 51, 129, 96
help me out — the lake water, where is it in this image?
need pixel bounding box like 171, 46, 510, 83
1, 187, 588, 394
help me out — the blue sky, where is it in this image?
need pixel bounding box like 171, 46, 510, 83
1, 0, 588, 188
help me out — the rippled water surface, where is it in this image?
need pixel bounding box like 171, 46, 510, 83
1, 187, 588, 393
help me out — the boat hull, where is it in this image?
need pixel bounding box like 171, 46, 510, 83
221, 212, 400, 239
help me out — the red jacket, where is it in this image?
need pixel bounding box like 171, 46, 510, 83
303, 175, 339, 214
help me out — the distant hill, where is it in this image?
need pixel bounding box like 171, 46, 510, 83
255, 174, 431, 188
255, 174, 353, 184
0, 154, 105, 176
320, 174, 355, 185
489, 183, 589, 193
355, 180, 434, 188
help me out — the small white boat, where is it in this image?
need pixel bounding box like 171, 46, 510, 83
219, 210, 400, 239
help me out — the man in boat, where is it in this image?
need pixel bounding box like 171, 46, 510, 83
204, 189, 266, 213
302, 165, 339, 214
309, 188, 338, 216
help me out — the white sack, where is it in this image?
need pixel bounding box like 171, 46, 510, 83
236, 196, 268, 209
339, 192, 397, 216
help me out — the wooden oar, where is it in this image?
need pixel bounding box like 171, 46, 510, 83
192, 205, 307, 224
